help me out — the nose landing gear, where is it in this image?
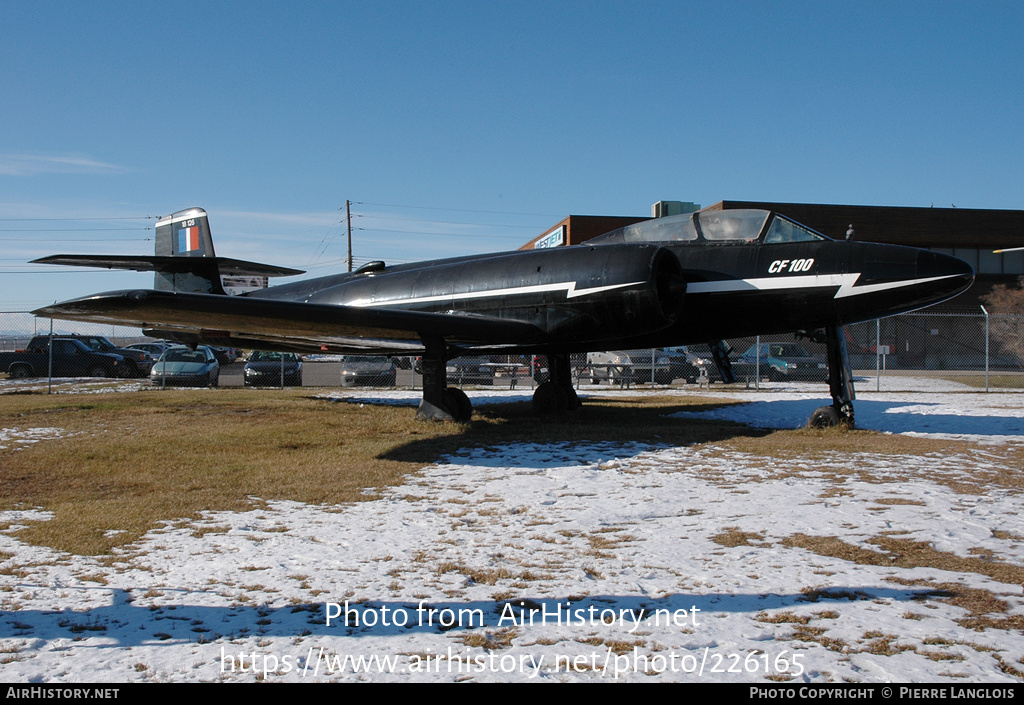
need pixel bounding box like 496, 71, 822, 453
807, 325, 855, 428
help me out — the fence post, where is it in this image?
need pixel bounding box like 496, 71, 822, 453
981, 305, 989, 393
876, 318, 881, 393
48, 318, 54, 394
755, 336, 760, 388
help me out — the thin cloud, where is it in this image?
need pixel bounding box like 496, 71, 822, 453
0, 154, 127, 176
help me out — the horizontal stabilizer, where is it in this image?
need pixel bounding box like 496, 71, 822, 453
33, 289, 546, 354
32, 255, 304, 278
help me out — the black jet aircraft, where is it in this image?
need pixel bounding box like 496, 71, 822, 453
33, 207, 973, 426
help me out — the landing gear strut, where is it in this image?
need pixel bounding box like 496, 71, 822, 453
532, 353, 579, 414
415, 337, 472, 422
708, 340, 736, 384
807, 325, 855, 428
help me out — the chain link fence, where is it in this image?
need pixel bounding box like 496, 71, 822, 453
3, 309, 1022, 392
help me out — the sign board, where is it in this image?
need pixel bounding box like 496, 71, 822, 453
222, 276, 268, 296
534, 225, 565, 249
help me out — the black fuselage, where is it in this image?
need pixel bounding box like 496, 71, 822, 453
247, 237, 973, 355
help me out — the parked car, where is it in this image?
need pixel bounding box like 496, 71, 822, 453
0, 337, 126, 379
150, 346, 220, 387
738, 342, 827, 381
657, 347, 700, 383
54, 334, 152, 377
243, 351, 302, 387
126, 342, 174, 363
587, 349, 671, 384
339, 356, 396, 387
210, 346, 242, 365
446, 356, 495, 385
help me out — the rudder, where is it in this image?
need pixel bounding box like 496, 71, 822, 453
153, 207, 222, 293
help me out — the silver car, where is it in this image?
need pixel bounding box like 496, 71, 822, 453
150, 346, 220, 387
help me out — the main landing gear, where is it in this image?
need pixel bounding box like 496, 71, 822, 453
532, 354, 579, 415
416, 338, 473, 422
806, 325, 855, 428
415, 343, 581, 422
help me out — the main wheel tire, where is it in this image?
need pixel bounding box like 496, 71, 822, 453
444, 387, 472, 422
565, 385, 580, 410
9, 365, 30, 379
88, 366, 107, 378
533, 381, 568, 415
808, 405, 840, 428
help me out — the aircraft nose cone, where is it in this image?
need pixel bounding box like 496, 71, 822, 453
917, 249, 974, 301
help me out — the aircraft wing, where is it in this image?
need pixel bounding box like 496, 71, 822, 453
33, 289, 546, 354
32, 255, 304, 278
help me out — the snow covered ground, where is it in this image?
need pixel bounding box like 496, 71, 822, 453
1, 382, 1023, 682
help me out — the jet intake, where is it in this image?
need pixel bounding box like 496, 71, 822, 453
653, 247, 686, 320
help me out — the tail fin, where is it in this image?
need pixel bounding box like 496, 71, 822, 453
32, 207, 304, 295
153, 207, 220, 292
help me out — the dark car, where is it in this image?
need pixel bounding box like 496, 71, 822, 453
339, 356, 396, 387
1, 337, 126, 379
150, 346, 220, 387
739, 342, 827, 381
210, 347, 241, 365
243, 351, 302, 387
126, 342, 173, 362
28, 334, 152, 377
657, 347, 700, 383
446, 356, 495, 385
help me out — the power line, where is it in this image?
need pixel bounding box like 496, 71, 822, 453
0, 237, 152, 242
358, 214, 547, 229
359, 201, 560, 218
0, 227, 152, 232
0, 215, 158, 221
358, 227, 525, 239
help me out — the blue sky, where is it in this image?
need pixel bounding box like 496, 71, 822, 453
2, 1, 1022, 308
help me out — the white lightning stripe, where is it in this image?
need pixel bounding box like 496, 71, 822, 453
347, 280, 645, 308
687, 273, 962, 299
687, 273, 856, 295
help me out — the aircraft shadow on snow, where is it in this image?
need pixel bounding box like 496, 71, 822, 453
1, 587, 954, 648
681, 397, 1024, 438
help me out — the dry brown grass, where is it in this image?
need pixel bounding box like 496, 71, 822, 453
0, 390, 469, 554
711, 527, 766, 547
0, 390, 758, 555
2, 388, 1019, 561
784, 534, 1024, 587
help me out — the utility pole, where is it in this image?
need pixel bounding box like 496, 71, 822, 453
346, 200, 353, 272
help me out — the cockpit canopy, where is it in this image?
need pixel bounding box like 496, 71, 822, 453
589, 209, 830, 246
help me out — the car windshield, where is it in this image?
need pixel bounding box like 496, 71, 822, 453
165, 349, 207, 363
250, 351, 295, 361
767, 344, 810, 357
81, 337, 114, 351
